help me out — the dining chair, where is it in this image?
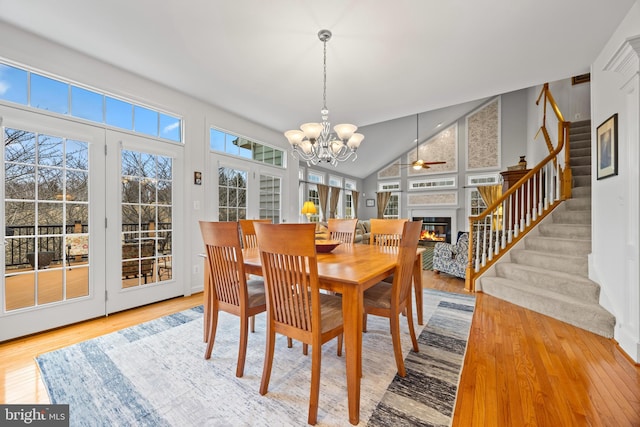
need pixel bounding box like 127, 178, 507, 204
238, 218, 296, 347
198, 221, 267, 378
254, 222, 344, 426
362, 220, 422, 377
327, 218, 358, 244
369, 218, 408, 247
239, 218, 272, 249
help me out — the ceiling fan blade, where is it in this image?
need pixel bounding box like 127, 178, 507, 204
423, 161, 447, 165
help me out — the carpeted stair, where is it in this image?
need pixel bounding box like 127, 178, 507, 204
478, 120, 616, 338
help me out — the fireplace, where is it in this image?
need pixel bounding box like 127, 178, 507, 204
412, 216, 452, 244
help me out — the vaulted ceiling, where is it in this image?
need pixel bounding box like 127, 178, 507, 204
0, 0, 635, 178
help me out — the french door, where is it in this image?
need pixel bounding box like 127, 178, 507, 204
104, 130, 184, 313
1, 108, 106, 341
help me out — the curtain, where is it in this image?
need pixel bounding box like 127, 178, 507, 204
317, 183, 329, 222
351, 190, 359, 219
477, 184, 502, 209
329, 187, 341, 219
376, 191, 392, 219
477, 184, 503, 229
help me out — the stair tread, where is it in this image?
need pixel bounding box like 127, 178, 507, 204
528, 235, 591, 244
496, 262, 597, 286
482, 277, 613, 317
513, 248, 585, 261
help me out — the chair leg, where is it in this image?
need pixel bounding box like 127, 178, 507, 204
204, 309, 219, 359
303, 343, 309, 356
287, 337, 293, 348
236, 315, 249, 377
337, 334, 343, 357
308, 343, 322, 425
259, 327, 276, 396
250, 315, 255, 333
406, 302, 419, 353
389, 313, 406, 377
363, 312, 368, 333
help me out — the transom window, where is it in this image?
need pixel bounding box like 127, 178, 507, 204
0, 62, 182, 142
210, 128, 284, 167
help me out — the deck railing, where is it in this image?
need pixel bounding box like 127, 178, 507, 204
4, 222, 171, 269
465, 83, 572, 291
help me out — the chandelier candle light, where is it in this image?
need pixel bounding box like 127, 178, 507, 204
284, 29, 364, 166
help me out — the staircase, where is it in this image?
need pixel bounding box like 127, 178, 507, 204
478, 120, 616, 338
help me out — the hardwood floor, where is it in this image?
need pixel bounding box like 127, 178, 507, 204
1, 271, 639, 426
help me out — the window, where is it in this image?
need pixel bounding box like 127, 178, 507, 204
209, 128, 284, 167
218, 167, 247, 221
345, 191, 354, 219
4, 128, 91, 309
409, 176, 456, 191
0, 64, 27, 104
121, 150, 174, 285
378, 181, 400, 219
30, 74, 68, 114
306, 186, 320, 223
71, 86, 103, 122
0, 61, 182, 142
383, 195, 399, 219
259, 174, 281, 223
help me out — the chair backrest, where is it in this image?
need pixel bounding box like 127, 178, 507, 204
254, 223, 319, 336
327, 218, 358, 244
369, 218, 408, 247
199, 221, 249, 307
392, 221, 422, 307
239, 219, 272, 248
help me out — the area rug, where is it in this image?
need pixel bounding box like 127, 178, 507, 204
36, 289, 475, 426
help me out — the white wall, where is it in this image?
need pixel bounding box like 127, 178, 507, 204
590, 1, 640, 362
0, 22, 298, 296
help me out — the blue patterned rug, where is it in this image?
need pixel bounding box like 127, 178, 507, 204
36, 289, 474, 426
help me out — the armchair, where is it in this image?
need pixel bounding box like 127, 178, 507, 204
433, 232, 469, 279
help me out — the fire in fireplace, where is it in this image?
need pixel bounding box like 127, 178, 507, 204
413, 216, 452, 243
420, 229, 445, 242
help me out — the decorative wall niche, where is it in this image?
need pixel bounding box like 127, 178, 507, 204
466, 97, 501, 170
407, 191, 458, 206
377, 159, 401, 179
407, 124, 458, 176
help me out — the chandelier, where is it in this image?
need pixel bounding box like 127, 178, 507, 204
284, 29, 364, 166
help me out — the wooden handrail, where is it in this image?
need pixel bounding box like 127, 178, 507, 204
465, 83, 572, 291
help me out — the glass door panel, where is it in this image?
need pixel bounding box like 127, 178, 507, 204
105, 130, 182, 314
1, 108, 105, 341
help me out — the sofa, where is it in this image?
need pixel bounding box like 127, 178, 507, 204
315, 219, 370, 244
354, 220, 370, 244
432, 232, 469, 279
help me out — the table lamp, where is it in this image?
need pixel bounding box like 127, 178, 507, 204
301, 201, 317, 222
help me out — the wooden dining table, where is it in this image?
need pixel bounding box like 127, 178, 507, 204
241, 242, 425, 425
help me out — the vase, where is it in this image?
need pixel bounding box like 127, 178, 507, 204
519, 156, 527, 168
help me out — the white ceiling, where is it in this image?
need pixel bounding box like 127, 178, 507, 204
0, 0, 635, 178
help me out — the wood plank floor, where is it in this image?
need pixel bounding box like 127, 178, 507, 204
1, 270, 639, 426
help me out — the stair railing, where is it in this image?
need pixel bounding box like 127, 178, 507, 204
465, 83, 572, 291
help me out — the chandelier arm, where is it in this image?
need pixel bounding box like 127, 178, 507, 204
284, 29, 363, 166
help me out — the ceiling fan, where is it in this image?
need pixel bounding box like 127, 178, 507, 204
400, 114, 446, 170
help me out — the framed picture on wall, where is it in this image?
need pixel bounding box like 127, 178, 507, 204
366, 199, 375, 207
597, 114, 618, 180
